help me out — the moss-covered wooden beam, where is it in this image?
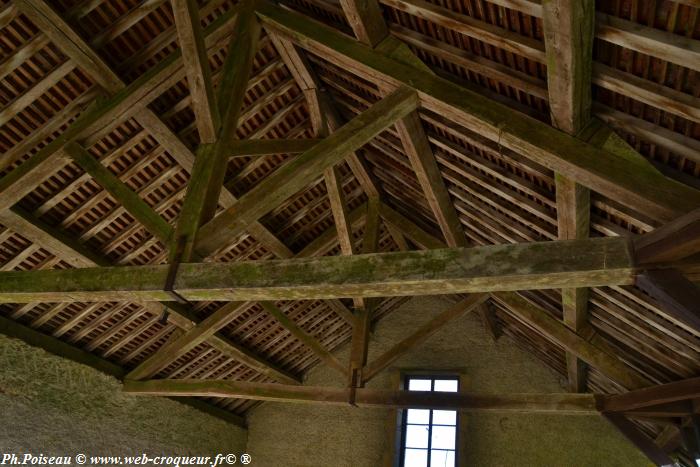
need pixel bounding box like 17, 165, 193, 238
256, 1, 700, 222
373, 211, 653, 392
126, 207, 367, 381
123, 379, 600, 414
65, 142, 174, 244
0, 236, 639, 303
362, 294, 488, 383
601, 376, 700, 413
0, 208, 298, 385
194, 86, 419, 257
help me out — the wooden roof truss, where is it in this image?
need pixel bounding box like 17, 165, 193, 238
1, 0, 699, 464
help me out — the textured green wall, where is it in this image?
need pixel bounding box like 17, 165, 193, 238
245, 296, 652, 467
0, 334, 246, 457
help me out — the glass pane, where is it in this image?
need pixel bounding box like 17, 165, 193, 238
407, 409, 431, 424
430, 450, 455, 467
405, 424, 429, 448
434, 379, 458, 392
408, 378, 432, 391
432, 410, 456, 425
404, 449, 428, 467
431, 426, 456, 450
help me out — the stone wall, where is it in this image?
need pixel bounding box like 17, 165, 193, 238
0, 334, 247, 459
245, 296, 651, 467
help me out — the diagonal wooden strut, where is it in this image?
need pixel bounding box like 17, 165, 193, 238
362, 294, 488, 383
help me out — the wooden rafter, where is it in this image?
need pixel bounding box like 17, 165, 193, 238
492, 292, 651, 391
1, 3, 292, 262
228, 138, 324, 157
339, 0, 388, 46
340, 0, 468, 249
603, 413, 675, 466
636, 269, 700, 335
171, 0, 219, 142
259, 301, 347, 376
634, 207, 700, 265
269, 34, 382, 200
65, 142, 174, 244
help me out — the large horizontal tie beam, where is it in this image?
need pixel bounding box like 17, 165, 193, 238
193, 86, 419, 257
256, 1, 700, 222
123, 379, 600, 414
0, 237, 638, 303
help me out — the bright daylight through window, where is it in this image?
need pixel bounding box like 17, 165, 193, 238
401, 376, 459, 467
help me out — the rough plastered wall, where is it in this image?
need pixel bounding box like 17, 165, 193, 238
0, 334, 246, 458
246, 296, 651, 467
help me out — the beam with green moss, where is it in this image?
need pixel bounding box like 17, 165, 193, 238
0, 237, 639, 303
